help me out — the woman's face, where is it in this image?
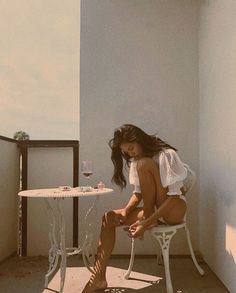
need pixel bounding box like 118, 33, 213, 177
120, 142, 144, 160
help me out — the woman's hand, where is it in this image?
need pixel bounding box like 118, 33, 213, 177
127, 220, 147, 239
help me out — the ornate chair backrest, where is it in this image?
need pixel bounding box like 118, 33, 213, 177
182, 164, 196, 195
179, 165, 195, 223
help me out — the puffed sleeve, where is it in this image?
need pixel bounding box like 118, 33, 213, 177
159, 149, 188, 195
129, 160, 141, 193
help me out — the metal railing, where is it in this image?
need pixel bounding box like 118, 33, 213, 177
0, 136, 79, 257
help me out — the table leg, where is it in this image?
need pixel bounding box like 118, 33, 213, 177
44, 198, 67, 293
44, 199, 60, 288
56, 198, 67, 293
82, 195, 99, 272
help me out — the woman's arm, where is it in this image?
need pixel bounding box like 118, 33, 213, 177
124, 192, 142, 213
124, 192, 142, 214
142, 196, 178, 228
128, 196, 180, 238
118, 193, 142, 224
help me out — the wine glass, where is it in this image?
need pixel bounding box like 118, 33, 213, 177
81, 160, 93, 187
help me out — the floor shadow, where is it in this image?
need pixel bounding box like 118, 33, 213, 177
94, 278, 162, 292
124, 277, 161, 286
95, 283, 161, 292
44, 288, 59, 293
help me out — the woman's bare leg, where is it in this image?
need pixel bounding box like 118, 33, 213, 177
136, 158, 158, 218
82, 208, 144, 293
82, 158, 175, 292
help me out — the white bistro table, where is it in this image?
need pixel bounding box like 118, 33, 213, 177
18, 187, 113, 293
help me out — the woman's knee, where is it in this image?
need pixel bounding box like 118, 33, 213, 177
136, 157, 156, 173
102, 210, 117, 227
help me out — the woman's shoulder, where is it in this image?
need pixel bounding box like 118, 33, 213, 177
160, 148, 177, 154
156, 148, 184, 167
157, 148, 178, 159
158, 148, 187, 187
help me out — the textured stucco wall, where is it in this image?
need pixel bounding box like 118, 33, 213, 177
199, 1, 236, 291
80, 0, 199, 254
27, 148, 74, 256
0, 139, 19, 261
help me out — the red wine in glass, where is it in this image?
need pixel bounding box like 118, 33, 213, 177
82, 172, 93, 177
81, 161, 93, 186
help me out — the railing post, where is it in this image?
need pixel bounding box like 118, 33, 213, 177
21, 147, 28, 256
73, 145, 79, 247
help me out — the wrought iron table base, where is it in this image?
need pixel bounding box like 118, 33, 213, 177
44, 196, 98, 293
18, 187, 113, 293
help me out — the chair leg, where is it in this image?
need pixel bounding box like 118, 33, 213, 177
152, 230, 176, 293
124, 237, 135, 279
162, 246, 173, 293
184, 225, 205, 275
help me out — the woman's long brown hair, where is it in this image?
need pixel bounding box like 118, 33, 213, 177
108, 124, 177, 190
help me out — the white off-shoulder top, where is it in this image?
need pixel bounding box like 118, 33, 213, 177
129, 148, 188, 195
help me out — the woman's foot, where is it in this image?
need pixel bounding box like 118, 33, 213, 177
82, 276, 107, 293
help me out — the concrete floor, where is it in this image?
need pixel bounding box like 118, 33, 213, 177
0, 254, 229, 293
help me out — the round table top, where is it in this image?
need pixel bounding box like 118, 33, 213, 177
18, 187, 114, 198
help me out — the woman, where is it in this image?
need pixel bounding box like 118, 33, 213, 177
82, 124, 189, 293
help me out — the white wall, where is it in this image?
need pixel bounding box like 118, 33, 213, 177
0, 1, 80, 140
0, 139, 19, 262
27, 148, 74, 256
199, 1, 236, 292
80, 0, 199, 254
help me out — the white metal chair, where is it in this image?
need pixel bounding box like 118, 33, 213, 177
124, 166, 205, 293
